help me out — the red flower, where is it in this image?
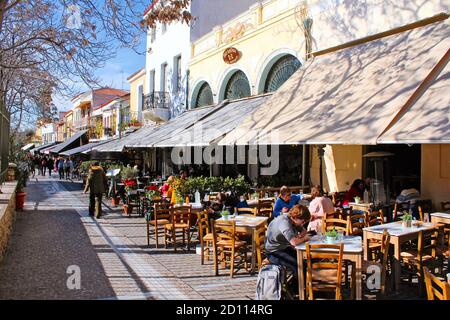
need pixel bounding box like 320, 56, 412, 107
146, 185, 158, 191
124, 179, 137, 187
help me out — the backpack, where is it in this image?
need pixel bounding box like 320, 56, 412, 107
255, 264, 285, 300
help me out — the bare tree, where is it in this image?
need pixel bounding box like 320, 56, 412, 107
0, 0, 193, 131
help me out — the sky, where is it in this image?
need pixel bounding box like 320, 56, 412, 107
54, 34, 147, 113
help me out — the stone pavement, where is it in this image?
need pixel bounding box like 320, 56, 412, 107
0, 176, 257, 300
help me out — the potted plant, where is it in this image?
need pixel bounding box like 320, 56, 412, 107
402, 212, 413, 228
221, 209, 230, 221
15, 160, 30, 210
325, 228, 338, 244
354, 196, 361, 204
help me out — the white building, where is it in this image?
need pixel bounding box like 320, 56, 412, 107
144, 3, 192, 121
41, 123, 56, 144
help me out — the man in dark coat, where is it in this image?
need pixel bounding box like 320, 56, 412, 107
84, 162, 107, 218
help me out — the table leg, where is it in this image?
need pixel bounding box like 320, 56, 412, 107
251, 230, 256, 274
297, 250, 305, 300
363, 231, 369, 261
393, 238, 401, 293
355, 254, 362, 300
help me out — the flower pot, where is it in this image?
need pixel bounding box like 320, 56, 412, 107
16, 192, 26, 210
402, 220, 412, 228
222, 215, 229, 221
326, 236, 337, 244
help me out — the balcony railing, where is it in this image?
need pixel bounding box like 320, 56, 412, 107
143, 92, 170, 110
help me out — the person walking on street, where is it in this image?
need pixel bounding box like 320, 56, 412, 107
68, 158, 74, 179
58, 157, 65, 180
64, 158, 70, 180
41, 157, 47, 176
84, 162, 107, 218
47, 157, 54, 177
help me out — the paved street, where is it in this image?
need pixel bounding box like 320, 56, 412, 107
0, 176, 257, 300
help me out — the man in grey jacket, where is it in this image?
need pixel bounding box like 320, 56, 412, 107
84, 162, 107, 218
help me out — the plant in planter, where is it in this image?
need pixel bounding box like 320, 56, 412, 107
15, 160, 31, 210
221, 208, 230, 221
145, 187, 161, 201
354, 196, 361, 204
325, 228, 338, 244
402, 212, 413, 228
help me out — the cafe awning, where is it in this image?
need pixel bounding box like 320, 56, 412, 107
21, 143, 35, 151
30, 141, 58, 154
377, 56, 450, 144
50, 130, 88, 154
92, 126, 158, 152
218, 15, 450, 146
155, 95, 272, 147
59, 141, 110, 156
125, 106, 215, 148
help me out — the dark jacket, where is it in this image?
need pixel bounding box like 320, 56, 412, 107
84, 166, 107, 194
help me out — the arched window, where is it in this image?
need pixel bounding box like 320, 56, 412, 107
264, 55, 301, 93
195, 82, 213, 108
224, 71, 251, 100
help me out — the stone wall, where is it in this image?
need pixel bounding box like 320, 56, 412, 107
0, 181, 17, 262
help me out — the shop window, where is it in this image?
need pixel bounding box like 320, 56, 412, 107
264, 55, 301, 93
195, 82, 213, 108
224, 70, 251, 101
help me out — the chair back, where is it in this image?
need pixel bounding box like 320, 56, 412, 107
196, 211, 211, 239
169, 205, 192, 226
423, 267, 450, 300
367, 209, 384, 227
256, 199, 274, 218
305, 242, 344, 300
236, 207, 256, 216
348, 210, 367, 236
322, 216, 350, 235
154, 202, 171, 222
331, 192, 347, 207
393, 201, 410, 221
417, 227, 440, 263
213, 219, 237, 243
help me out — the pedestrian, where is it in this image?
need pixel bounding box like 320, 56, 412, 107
58, 157, 65, 180
47, 156, 54, 177
69, 158, 74, 179
64, 158, 70, 179
83, 161, 107, 218
41, 156, 47, 176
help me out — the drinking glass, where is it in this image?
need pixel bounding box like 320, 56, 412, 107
337, 230, 344, 242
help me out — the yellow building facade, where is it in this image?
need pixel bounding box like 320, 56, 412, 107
127, 68, 146, 122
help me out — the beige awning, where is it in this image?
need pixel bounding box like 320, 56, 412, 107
377, 56, 450, 144
218, 16, 450, 146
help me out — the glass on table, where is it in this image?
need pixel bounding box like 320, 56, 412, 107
337, 230, 344, 242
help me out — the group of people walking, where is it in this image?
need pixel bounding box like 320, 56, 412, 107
30, 154, 78, 180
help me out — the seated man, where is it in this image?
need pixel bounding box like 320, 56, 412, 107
265, 205, 311, 281
273, 186, 304, 218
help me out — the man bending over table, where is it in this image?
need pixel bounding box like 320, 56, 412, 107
265, 204, 311, 281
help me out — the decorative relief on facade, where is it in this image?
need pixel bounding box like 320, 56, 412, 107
222, 21, 255, 44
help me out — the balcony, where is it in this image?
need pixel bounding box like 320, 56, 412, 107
143, 92, 170, 122
144, 92, 170, 110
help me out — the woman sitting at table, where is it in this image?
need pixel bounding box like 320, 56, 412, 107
343, 179, 366, 206
307, 185, 334, 233
265, 205, 311, 282
272, 186, 304, 218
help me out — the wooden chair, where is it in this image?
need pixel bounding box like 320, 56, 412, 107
255, 199, 274, 219
400, 227, 443, 295
423, 266, 450, 300
322, 216, 350, 235
254, 223, 267, 270
305, 243, 344, 300
366, 209, 385, 227
164, 205, 192, 252
348, 211, 367, 236
212, 219, 249, 278
331, 192, 347, 207
235, 207, 256, 215
363, 229, 391, 295
196, 211, 214, 264
147, 202, 171, 248
393, 201, 410, 221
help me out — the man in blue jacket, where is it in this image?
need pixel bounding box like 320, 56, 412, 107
273, 186, 304, 218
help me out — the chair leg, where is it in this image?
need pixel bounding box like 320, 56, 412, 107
155, 225, 159, 248
164, 228, 168, 249
173, 229, 177, 252
230, 248, 235, 278
200, 239, 204, 265
214, 247, 219, 276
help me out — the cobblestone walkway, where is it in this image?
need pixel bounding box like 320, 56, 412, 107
0, 176, 257, 300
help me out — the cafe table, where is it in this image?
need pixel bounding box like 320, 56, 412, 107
430, 212, 450, 225
296, 235, 363, 300
363, 221, 437, 292
217, 215, 268, 273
